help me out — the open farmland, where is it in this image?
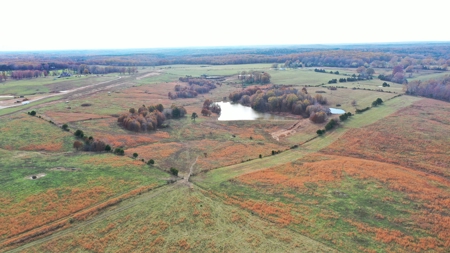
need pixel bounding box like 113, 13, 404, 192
1, 55, 450, 253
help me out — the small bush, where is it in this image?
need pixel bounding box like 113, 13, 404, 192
325, 119, 337, 131
74, 129, 84, 138
105, 145, 111, 152
355, 107, 370, 114
170, 167, 178, 176
317, 129, 325, 135
114, 148, 125, 156
148, 159, 155, 165
28, 111, 36, 116
62, 124, 69, 131
259, 154, 262, 159
133, 153, 138, 159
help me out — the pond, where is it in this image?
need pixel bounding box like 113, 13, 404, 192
215, 102, 287, 121
329, 108, 346, 114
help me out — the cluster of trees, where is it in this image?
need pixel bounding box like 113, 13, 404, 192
10, 70, 47, 80
73, 130, 111, 152
378, 65, 407, 84
371, 98, 384, 107
71, 65, 137, 75
328, 79, 338, 84
338, 77, 358, 82
230, 86, 330, 122
169, 77, 217, 99
118, 105, 166, 132
382, 82, 391, 87
314, 68, 327, 73
316, 119, 339, 135
162, 104, 187, 119
201, 99, 221, 116
339, 112, 353, 121
405, 75, 450, 101
237, 71, 271, 84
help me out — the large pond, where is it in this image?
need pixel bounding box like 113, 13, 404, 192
329, 108, 346, 114
216, 102, 287, 121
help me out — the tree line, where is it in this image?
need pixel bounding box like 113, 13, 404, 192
405, 75, 450, 101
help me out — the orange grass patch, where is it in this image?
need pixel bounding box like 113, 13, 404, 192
0, 182, 116, 238
93, 133, 156, 148
125, 142, 183, 160
20, 143, 63, 152
195, 140, 284, 171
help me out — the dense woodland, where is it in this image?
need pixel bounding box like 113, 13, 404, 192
2, 43, 450, 71
405, 75, 450, 101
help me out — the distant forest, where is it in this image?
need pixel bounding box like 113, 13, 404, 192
2, 43, 450, 72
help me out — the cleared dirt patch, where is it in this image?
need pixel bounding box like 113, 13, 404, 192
25, 173, 46, 180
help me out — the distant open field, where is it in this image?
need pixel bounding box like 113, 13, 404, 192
1, 63, 449, 252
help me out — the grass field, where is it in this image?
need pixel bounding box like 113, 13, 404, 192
0, 149, 168, 243
0, 75, 116, 96
1, 63, 449, 252
13, 186, 336, 253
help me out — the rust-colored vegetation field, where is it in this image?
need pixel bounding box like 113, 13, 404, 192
196, 98, 450, 252
22, 187, 336, 253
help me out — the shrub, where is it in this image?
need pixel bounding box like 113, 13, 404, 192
325, 119, 337, 131
148, 159, 155, 165
272, 150, 275, 155
105, 145, 111, 152
62, 124, 69, 131
339, 114, 349, 121
114, 148, 125, 156
74, 129, 84, 138
259, 154, 262, 159
355, 107, 370, 114
73, 140, 83, 151
170, 167, 178, 176
133, 153, 138, 159
317, 129, 325, 135
29, 111, 36, 116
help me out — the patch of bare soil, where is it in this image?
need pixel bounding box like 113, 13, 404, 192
25, 173, 46, 180
271, 119, 311, 141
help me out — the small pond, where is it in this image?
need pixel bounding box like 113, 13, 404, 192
215, 102, 287, 121
329, 108, 346, 114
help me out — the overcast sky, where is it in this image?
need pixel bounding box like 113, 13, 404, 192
1, 0, 448, 51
